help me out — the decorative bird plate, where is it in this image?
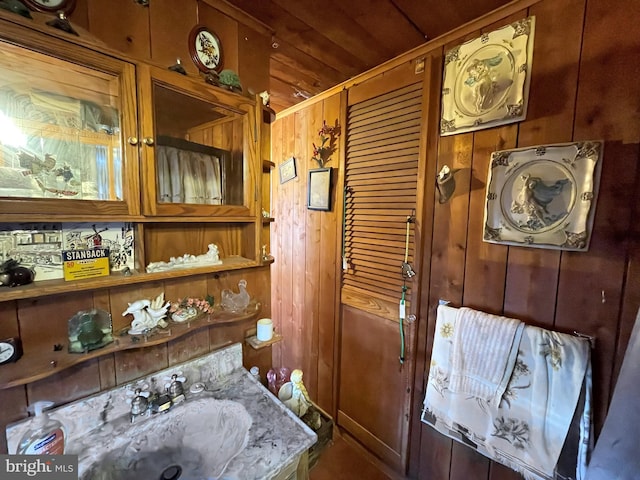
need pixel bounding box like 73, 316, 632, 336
188, 25, 223, 73
483, 141, 603, 251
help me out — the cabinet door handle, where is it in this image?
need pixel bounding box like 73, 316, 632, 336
128, 136, 139, 145
143, 137, 155, 146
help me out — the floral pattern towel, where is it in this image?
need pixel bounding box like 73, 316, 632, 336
422, 305, 592, 480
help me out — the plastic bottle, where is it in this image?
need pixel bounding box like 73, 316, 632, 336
17, 401, 65, 455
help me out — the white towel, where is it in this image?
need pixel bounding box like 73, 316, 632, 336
423, 305, 591, 480
449, 306, 525, 405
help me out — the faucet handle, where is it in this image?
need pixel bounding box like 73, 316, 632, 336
129, 388, 150, 417
163, 372, 186, 391
165, 373, 187, 404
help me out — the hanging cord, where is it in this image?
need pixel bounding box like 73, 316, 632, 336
399, 283, 407, 364
342, 186, 352, 271
399, 212, 415, 365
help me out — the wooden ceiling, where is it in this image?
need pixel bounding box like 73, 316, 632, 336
224, 0, 513, 112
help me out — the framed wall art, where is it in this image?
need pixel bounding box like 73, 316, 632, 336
188, 25, 223, 73
440, 16, 535, 136
307, 168, 332, 211
279, 156, 297, 184
483, 141, 603, 251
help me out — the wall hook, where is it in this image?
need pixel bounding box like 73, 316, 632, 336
436, 165, 459, 204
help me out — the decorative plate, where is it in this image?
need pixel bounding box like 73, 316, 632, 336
440, 16, 535, 136
483, 141, 603, 251
22, 0, 76, 14
188, 25, 223, 73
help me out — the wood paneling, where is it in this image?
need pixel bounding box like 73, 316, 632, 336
270, 93, 342, 414
273, 0, 640, 479
224, 0, 516, 111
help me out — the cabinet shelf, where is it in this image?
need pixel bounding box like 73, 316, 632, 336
245, 332, 283, 350
263, 160, 275, 172
261, 256, 275, 266
0, 256, 257, 302
0, 306, 262, 390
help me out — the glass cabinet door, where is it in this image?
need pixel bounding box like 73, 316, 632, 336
0, 25, 138, 217
138, 65, 258, 218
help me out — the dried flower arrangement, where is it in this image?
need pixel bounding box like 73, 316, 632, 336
311, 120, 341, 168
169, 295, 215, 323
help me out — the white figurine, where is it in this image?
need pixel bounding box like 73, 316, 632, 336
122, 293, 170, 334
259, 90, 270, 106
146, 243, 222, 273
278, 369, 313, 418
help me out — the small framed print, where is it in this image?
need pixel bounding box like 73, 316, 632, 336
307, 168, 332, 211
188, 25, 223, 73
483, 141, 603, 251
279, 157, 297, 184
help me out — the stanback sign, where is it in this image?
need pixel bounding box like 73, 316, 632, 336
0, 455, 77, 479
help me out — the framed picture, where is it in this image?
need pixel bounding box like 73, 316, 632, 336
279, 157, 297, 184
440, 16, 535, 136
22, 0, 76, 14
307, 168, 332, 211
188, 25, 223, 73
483, 141, 603, 251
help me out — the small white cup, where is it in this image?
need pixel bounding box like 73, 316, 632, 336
256, 318, 273, 342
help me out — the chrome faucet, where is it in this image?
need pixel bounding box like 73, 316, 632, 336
167, 374, 186, 404
130, 388, 149, 421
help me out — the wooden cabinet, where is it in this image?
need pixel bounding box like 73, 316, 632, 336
0, 15, 267, 389
0, 20, 139, 219
137, 64, 259, 219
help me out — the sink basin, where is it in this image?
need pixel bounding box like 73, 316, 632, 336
81, 397, 252, 480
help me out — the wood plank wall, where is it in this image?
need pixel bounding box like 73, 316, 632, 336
272, 0, 640, 478
0, 0, 272, 454
270, 94, 342, 414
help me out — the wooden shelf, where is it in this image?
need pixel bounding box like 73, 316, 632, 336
0, 256, 258, 302
262, 217, 275, 223
0, 306, 262, 390
246, 332, 282, 350
263, 159, 275, 172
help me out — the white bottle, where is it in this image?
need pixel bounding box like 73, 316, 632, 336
17, 401, 65, 455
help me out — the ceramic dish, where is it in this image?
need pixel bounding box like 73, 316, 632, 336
440, 16, 535, 136
483, 141, 603, 251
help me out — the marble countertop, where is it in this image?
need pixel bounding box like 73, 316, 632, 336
188, 370, 318, 479
6, 344, 317, 480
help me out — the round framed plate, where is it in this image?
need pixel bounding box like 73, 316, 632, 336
22, 0, 76, 14
188, 25, 223, 73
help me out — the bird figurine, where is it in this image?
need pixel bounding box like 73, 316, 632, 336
221, 279, 250, 313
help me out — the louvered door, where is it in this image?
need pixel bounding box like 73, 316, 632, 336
338, 80, 424, 472
343, 82, 421, 302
